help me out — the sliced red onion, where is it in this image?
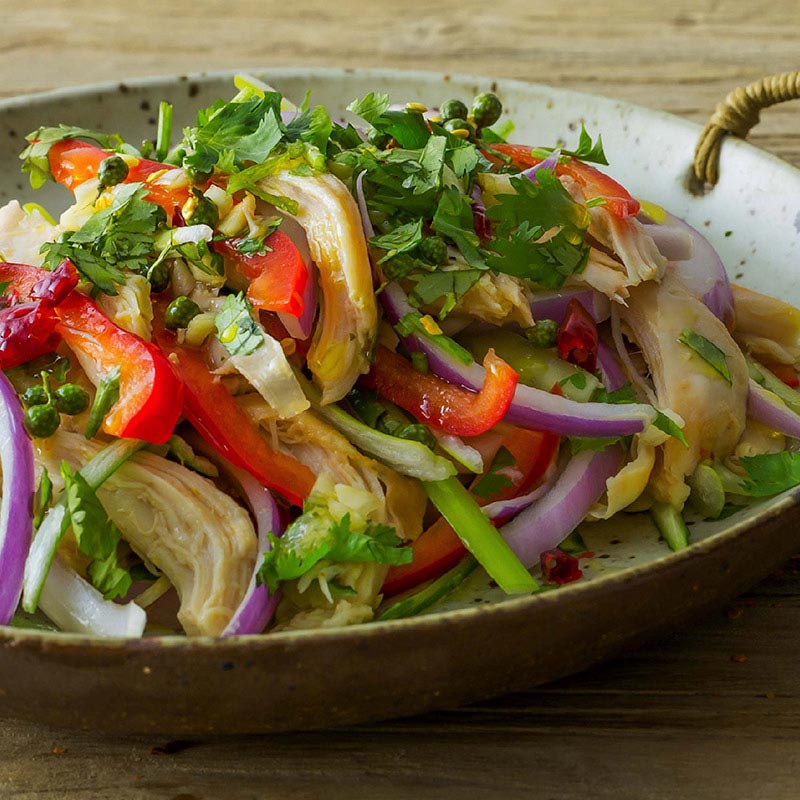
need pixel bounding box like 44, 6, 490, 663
381, 282, 655, 437
0, 371, 34, 625
501, 445, 623, 567
658, 213, 733, 326
38, 557, 146, 637
521, 148, 561, 182
530, 288, 611, 324
747, 379, 800, 439
596, 341, 627, 392
483, 480, 551, 522
644, 222, 694, 262
355, 170, 375, 239
219, 463, 283, 637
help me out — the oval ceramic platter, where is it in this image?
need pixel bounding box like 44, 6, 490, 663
0, 68, 798, 735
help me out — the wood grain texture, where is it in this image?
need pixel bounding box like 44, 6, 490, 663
1, 0, 799, 796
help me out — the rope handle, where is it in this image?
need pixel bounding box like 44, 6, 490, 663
693, 71, 800, 191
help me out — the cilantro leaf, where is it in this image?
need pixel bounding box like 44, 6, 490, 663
485, 171, 590, 289
183, 95, 284, 171
85, 367, 121, 440
678, 328, 732, 383
560, 124, 608, 165
215, 293, 264, 357
593, 383, 638, 404
33, 467, 53, 530
257, 510, 410, 592
653, 411, 688, 446
472, 446, 517, 500
738, 452, 800, 497
370, 219, 424, 261
569, 435, 626, 455
407, 269, 483, 318
233, 218, 282, 257
283, 104, 333, 152
346, 92, 391, 125
432, 187, 485, 268
60, 462, 131, 600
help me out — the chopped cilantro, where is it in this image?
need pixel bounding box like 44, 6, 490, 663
472, 446, 517, 500
60, 462, 131, 600
257, 510, 411, 593
214, 293, 264, 357
678, 328, 732, 383
370, 219, 425, 262
233, 218, 282, 257
85, 367, 121, 440
738, 452, 800, 497
407, 268, 483, 319
41, 183, 166, 294
432, 187, 485, 268
593, 383, 638, 404
485, 170, 590, 289
653, 410, 688, 446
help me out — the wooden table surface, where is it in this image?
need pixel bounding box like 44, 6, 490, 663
2, 1, 800, 797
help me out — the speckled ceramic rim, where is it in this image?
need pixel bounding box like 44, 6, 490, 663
1, 67, 798, 655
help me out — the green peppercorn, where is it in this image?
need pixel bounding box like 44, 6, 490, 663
182, 187, 219, 228
21, 385, 48, 407
24, 403, 60, 438
442, 118, 476, 138
417, 235, 449, 266
53, 383, 90, 416
525, 319, 559, 349
440, 99, 469, 123
184, 163, 213, 185
383, 252, 417, 280
147, 260, 171, 293
471, 92, 503, 129
367, 128, 392, 149
165, 296, 202, 330
97, 156, 130, 190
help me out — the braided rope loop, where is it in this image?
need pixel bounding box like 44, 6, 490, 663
693, 71, 800, 191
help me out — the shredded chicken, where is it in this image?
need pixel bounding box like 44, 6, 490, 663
732, 283, 800, 367
35, 431, 257, 636
619, 269, 749, 507
256, 171, 378, 403
0, 200, 59, 265
454, 269, 534, 327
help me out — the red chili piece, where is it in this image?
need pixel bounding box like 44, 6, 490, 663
540, 549, 583, 584
557, 298, 598, 373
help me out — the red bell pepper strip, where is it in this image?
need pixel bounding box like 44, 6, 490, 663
382, 424, 560, 597
362, 346, 519, 437
153, 326, 315, 507
0, 261, 78, 368
557, 297, 599, 373
485, 142, 640, 219
48, 139, 193, 219
214, 231, 309, 317
0, 260, 184, 444
55, 292, 183, 443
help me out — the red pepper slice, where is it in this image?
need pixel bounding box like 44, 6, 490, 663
540, 549, 583, 584
48, 139, 193, 219
382, 424, 559, 597
0, 260, 184, 444
557, 297, 599, 373
485, 142, 640, 219
214, 231, 309, 317
362, 346, 518, 437
153, 326, 315, 507
55, 292, 183, 443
